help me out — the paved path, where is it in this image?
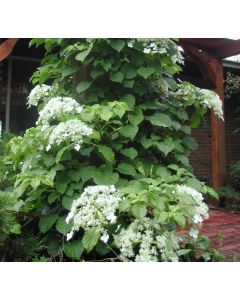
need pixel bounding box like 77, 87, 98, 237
200, 209, 240, 261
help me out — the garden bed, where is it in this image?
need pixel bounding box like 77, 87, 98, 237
218, 186, 240, 213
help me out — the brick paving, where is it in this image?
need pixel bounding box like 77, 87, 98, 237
200, 209, 240, 261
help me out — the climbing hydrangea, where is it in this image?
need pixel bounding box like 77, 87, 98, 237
176, 184, 209, 239
66, 185, 122, 241
137, 38, 184, 64
201, 89, 224, 120
114, 218, 181, 262
46, 119, 92, 151
175, 83, 224, 120
37, 96, 83, 125
27, 84, 51, 107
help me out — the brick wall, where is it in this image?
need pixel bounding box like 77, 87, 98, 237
190, 112, 212, 183
189, 99, 240, 184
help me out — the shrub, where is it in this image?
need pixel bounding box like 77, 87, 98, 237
0, 39, 223, 261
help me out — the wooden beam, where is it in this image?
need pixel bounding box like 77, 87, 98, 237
213, 39, 240, 59
0, 38, 19, 62
180, 38, 227, 49
180, 42, 216, 88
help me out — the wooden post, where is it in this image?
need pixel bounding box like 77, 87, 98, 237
211, 58, 225, 189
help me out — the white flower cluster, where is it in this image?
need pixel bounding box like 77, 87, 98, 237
46, 119, 92, 151
37, 97, 83, 125
175, 84, 224, 120
27, 84, 51, 107
130, 39, 183, 64
114, 218, 180, 262
201, 89, 224, 120
176, 184, 209, 239
66, 185, 122, 241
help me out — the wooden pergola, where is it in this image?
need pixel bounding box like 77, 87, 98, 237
0, 38, 18, 61
179, 38, 240, 189
1, 38, 240, 189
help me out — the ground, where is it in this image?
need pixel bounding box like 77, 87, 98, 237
201, 209, 240, 261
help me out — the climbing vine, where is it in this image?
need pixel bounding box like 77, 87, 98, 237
0, 39, 224, 261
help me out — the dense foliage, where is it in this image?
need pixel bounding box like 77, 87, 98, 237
218, 160, 240, 212
0, 39, 224, 261
225, 72, 240, 100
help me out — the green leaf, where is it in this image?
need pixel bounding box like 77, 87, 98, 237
155, 166, 172, 180
190, 112, 201, 128
171, 120, 181, 131
174, 214, 185, 228
156, 140, 175, 156
185, 178, 202, 192
93, 166, 119, 185
64, 239, 84, 260
56, 216, 73, 235
38, 214, 58, 234
56, 145, 70, 164
117, 163, 137, 177
56, 182, 67, 194
205, 186, 219, 200
112, 102, 128, 118
76, 81, 92, 93
128, 112, 144, 126
110, 39, 125, 52
150, 197, 165, 210
97, 145, 115, 164
175, 154, 189, 166
9, 223, 21, 234
82, 228, 101, 252
75, 48, 91, 62
61, 65, 79, 79
118, 198, 131, 212
30, 178, 40, 189
109, 71, 124, 83
48, 193, 59, 205
62, 195, 75, 210
121, 94, 135, 109
165, 77, 178, 91
132, 203, 147, 218
183, 137, 198, 151
155, 210, 168, 222
95, 240, 111, 255
119, 180, 147, 195
123, 80, 134, 88
140, 136, 153, 149
79, 166, 97, 183
120, 147, 138, 159
125, 67, 137, 79
119, 124, 138, 140
176, 249, 192, 256
180, 125, 191, 135
90, 68, 105, 79
99, 106, 113, 121
137, 67, 155, 79
149, 113, 172, 128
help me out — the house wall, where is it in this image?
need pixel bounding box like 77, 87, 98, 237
189, 99, 240, 185
190, 112, 212, 183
